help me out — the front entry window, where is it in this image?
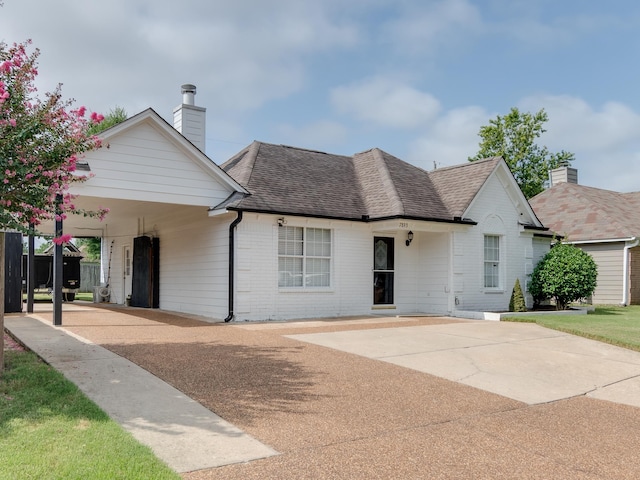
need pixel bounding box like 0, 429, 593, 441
373, 237, 394, 304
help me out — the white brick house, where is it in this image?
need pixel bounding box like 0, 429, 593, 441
52, 86, 551, 321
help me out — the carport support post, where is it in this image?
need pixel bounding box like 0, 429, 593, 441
53, 194, 63, 326
26, 229, 34, 313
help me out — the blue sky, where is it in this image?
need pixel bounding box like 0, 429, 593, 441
2, 0, 639, 192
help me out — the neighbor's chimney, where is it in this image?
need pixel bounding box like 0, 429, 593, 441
173, 84, 206, 153
549, 165, 578, 187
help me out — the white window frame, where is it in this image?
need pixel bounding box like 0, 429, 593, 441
278, 226, 332, 289
483, 234, 502, 290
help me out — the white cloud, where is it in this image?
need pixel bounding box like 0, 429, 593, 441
273, 120, 349, 151
0, 0, 360, 116
406, 106, 489, 169
517, 94, 640, 192
496, 9, 627, 50
331, 77, 441, 128
519, 94, 640, 152
382, 0, 483, 55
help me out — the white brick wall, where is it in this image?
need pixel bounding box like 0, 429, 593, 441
452, 174, 539, 312
100, 175, 546, 320
415, 232, 450, 314
235, 215, 373, 321
235, 216, 453, 320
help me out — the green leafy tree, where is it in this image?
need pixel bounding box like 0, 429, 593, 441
87, 106, 127, 136
529, 243, 597, 310
35, 240, 52, 253
469, 107, 574, 198
508, 278, 527, 312
75, 237, 101, 261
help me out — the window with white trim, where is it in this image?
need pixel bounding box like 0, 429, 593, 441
484, 234, 500, 288
278, 226, 331, 288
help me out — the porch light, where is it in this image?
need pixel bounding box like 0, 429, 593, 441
406, 231, 414, 246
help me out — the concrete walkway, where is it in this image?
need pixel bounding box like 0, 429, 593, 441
287, 321, 640, 406
4, 314, 278, 473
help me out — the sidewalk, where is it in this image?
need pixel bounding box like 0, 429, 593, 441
4, 314, 278, 474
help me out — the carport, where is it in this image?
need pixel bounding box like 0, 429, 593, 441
22, 102, 246, 325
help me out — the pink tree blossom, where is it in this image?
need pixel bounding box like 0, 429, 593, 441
0, 39, 108, 234
1, 38, 110, 370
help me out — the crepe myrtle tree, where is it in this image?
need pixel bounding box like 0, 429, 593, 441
0, 39, 108, 373
529, 243, 598, 310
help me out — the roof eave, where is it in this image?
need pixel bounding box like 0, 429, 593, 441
226, 207, 477, 225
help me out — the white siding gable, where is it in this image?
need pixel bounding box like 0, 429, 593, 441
72, 111, 239, 207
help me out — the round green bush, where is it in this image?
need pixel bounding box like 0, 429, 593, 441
529, 243, 597, 310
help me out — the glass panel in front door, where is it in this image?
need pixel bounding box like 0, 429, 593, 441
373, 237, 394, 305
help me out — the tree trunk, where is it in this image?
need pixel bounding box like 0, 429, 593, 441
1, 231, 5, 375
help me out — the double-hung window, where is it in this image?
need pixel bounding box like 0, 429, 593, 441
484, 234, 500, 289
278, 226, 331, 288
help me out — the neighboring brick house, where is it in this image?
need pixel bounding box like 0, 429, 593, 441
529, 167, 640, 305
34, 85, 553, 321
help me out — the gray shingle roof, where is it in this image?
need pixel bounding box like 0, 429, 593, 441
429, 157, 502, 218
529, 182, 640, 241
220, 141, 500, 223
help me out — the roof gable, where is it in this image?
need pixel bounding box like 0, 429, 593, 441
72, 109, 246, 208
429, 157, 501, 218
95, 108, 246, 195
530, 183, 640, 241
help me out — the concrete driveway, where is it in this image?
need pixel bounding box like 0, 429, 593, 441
286, 321, 640, 406
7, 304, 640, 479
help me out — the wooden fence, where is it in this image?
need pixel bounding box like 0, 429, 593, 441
80, 262, 101, 292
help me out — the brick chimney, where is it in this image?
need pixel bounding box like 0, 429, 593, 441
173, 84, 206, 152
549, 165, 578, 187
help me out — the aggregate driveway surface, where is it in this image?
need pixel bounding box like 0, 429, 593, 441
10, 304, 640, 479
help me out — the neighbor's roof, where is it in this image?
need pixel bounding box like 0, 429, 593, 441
219, 141, 503, 223
529, 182, 640, 242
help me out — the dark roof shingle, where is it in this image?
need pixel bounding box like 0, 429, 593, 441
220, 141, 500, 223
429, 157, 501, 218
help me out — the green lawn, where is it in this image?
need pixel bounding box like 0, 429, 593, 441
0, 349, 180, 480
503, 305, 640, 352
23, 292, 94, 302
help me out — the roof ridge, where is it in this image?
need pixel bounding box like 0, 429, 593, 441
280, 144, 330, 155
242, 141, 262, 190
431, 156, 501, 173
372, 148, 405, 215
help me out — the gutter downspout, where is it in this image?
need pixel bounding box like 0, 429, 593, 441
224, 211, 243, 322
622, 237, 639, 306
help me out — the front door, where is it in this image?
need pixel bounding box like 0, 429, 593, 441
122, 245, 132, 304
373, 237, 394, 305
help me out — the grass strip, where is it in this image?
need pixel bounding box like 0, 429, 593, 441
503, 305, 640, 352
0, 349, 180, 480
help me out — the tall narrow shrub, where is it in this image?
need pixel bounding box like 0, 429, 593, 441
509, 278, 527, 312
